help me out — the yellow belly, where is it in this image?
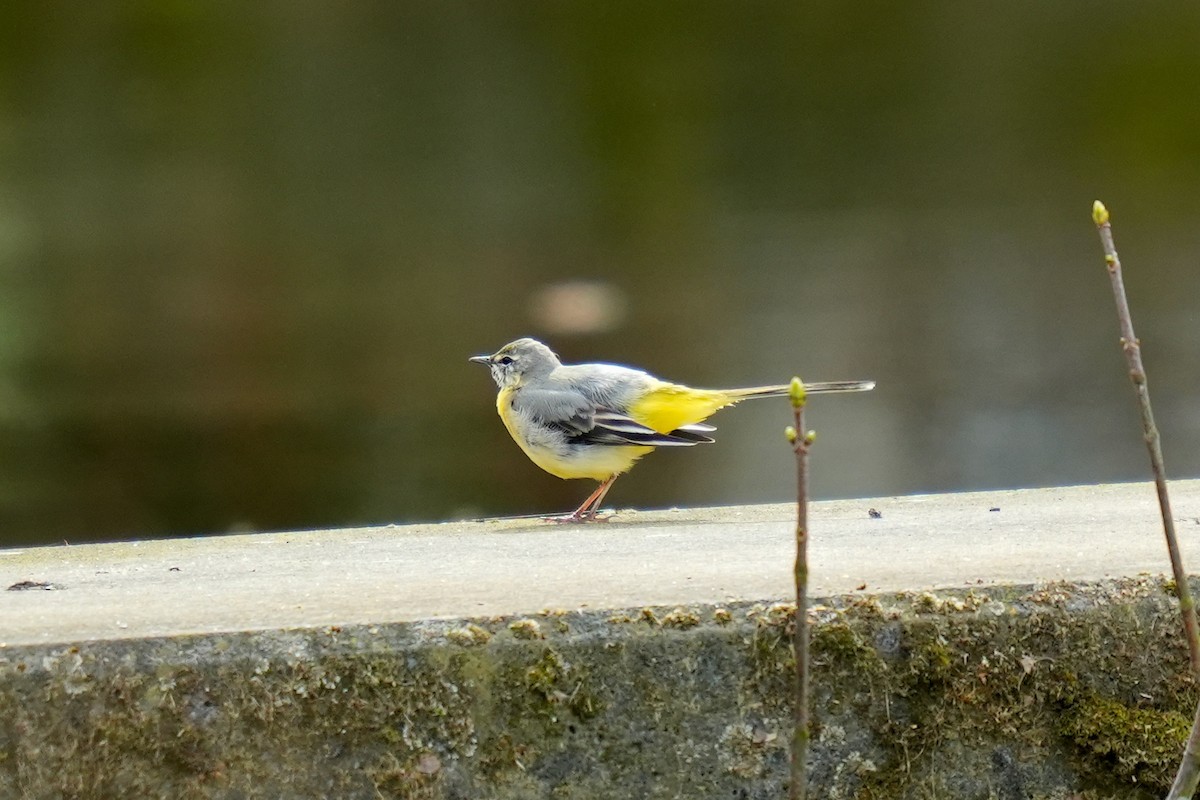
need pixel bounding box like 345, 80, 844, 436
497, 387, 652, 480
526, 442, 653, 481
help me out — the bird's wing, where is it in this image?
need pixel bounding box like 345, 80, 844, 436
515, 387, 713, 447
551, 363, 731, 434
512, 387, 596, 438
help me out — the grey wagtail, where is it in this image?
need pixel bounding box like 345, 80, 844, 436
470, 337, 874, 521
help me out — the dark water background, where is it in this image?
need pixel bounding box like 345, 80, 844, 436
2, 3, 1199, 545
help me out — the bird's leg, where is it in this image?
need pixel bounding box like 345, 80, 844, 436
554, 475, 618, 523
578, 475, 619, 521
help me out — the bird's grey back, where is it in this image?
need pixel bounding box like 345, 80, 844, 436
545, 363, 660, 412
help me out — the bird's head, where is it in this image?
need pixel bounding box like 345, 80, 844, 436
469, 337, 561, 389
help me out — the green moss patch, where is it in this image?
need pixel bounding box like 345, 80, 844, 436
0, 578, 1195, 799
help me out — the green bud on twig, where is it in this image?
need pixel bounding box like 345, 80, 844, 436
804, 430, 817, 446
789, 377, 806, 409
784, 426, 797, 444
1092, 200, 1110, 226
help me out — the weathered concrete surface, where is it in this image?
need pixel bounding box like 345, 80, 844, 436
3, 480, 1199, 647
2, 481, 1200, 799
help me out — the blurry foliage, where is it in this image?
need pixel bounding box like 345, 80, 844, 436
0, 2, 1198, 541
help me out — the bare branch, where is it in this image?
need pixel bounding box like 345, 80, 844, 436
1092, 201, 1200, 799
787, 377, 812, 800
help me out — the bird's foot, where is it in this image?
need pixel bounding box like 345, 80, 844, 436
543, 510, 613, 524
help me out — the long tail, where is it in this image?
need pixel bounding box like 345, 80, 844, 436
725, 379, 876, 399
630, 379, 874, 434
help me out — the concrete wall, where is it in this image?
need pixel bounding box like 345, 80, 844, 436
3, 482, 1199, 798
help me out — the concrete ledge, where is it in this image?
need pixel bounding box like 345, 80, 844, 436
2, 482, 1200, 797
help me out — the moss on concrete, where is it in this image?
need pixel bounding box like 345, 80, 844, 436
0, 577, 1195, 798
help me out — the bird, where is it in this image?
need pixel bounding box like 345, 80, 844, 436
470, 338, 874, 521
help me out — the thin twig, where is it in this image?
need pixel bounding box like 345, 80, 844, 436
786, 378, 813, 800
1092, 201, 1200, 799
1172, 704, 1200, 799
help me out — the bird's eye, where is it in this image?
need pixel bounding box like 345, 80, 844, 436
498, 356, 514, 365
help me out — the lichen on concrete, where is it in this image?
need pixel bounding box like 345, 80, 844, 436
0, 577, 1195, 798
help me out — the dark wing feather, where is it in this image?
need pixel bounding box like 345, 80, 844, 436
578, 409, 714, 446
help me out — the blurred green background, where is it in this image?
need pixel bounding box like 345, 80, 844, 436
1, 2, 1198, 545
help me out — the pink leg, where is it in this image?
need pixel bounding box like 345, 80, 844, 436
564, 475, 619, 522
578, 475, 619, 520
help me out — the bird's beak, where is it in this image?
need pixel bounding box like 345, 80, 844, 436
468, 355, 491, 365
